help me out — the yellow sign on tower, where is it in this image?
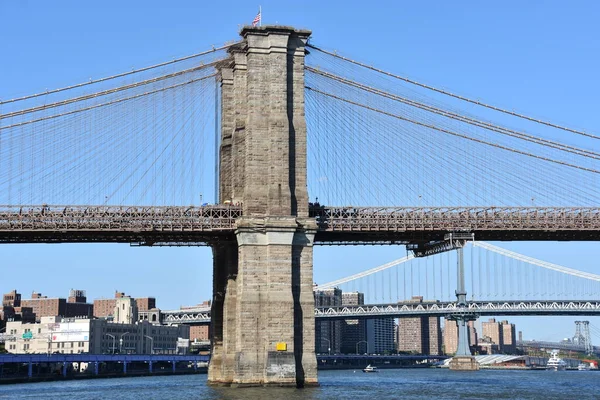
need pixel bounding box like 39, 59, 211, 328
276, 342, 287, 351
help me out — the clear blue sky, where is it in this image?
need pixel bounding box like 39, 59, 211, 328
1, 1, 600, 342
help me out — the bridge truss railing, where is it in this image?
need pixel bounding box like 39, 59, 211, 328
3, 204, 600, 237
314, 300, 600, 319
0, 205, 241, 232
160, 301, 600, 325
310, 206, 600, 231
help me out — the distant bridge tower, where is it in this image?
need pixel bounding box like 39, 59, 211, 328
574, 320, 593, 354
209, 26, 316, 387
447, 236, 479, 371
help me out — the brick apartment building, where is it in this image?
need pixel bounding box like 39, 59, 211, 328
93, 291, 157, 318
4, 289, 93, 322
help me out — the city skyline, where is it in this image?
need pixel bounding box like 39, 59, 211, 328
2, 1, 600, 343
3, 285, 593, 348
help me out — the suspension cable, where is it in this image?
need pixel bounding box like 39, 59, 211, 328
306, 86, 600, 174
474, 241, 600, 282
307, 43, 600, 140
306, 67, 600, 160
316, 254, 415, 290
0, 42, 239, 105
0, 74, 217, 131
1, 61, 222, 120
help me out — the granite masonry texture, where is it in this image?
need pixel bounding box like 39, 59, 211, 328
209, 26, 316, 387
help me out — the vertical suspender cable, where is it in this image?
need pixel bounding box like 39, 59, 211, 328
501, 253, 506, 297
447, 253, 451, 302
403, 261, 406, 301
478, 246, 482, 299
388, 268, 392, 303
470, 243, 474, 300
396, 262, 400, 302
486, 249, 490, 298
425, 256, 429, 300
433, 254, 437, 300
380, 269, 384, 303
410, 259, 414, 298
214, 78, 220, 203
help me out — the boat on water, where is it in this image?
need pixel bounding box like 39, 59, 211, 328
546, 350, 566, 371
578, 363, 591, 371
363, 364, 378, 373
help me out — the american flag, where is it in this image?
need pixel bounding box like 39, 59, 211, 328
252, 9, 261, 26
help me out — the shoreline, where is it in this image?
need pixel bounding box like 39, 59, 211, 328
0, 368, 207, 385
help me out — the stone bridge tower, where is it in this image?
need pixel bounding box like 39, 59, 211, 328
210, 26, 317, 387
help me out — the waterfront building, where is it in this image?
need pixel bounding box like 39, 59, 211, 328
3, 290, 21, 307
2, 290, 24, 330
113, 296, 138, 324
397, 297, 442, 355
366, 318, 395, 354
314, 288, 342, 354
135, 297, 156, 312
5, 316, 92, 354
341, 292, 364, 306
477, 336, 500, 355
20, 290, 93, 322
482, 318, 504, 349
480, 318, 517, 354
398, 316, 442, 355
5, 316, 189, 355
190, 325, 210, 341
500, 320, 517, 354
340, 291, 366, 354
443, 319, 477, 355
93, 291, 156, 319
92, 291, 125, 318
139, 308, 161, 324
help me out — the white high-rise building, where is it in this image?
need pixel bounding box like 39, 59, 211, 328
113, 296, 138, 324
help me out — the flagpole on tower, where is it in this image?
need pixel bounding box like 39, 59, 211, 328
259, 5, 262, 26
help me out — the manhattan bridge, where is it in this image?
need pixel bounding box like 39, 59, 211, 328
1, 25, 600, 386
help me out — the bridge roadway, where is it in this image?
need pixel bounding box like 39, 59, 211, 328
0, 354, 209, 380
518, 340, 600, 354
2, 205, 600, 244
161, 300, 600, 325
0, 353, 209, 364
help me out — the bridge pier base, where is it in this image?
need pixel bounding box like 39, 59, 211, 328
208, 218, 317, 387
449, 356, 479, 371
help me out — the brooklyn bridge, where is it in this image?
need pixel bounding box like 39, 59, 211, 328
1, 25, 599, 386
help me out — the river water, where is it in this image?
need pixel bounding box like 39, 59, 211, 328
1, 369, 598, 399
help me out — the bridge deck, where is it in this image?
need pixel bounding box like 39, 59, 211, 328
2, 205, 600, 244
313, 206, 600, 243
0, 205, 239, 244
160, 300, 600, 325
